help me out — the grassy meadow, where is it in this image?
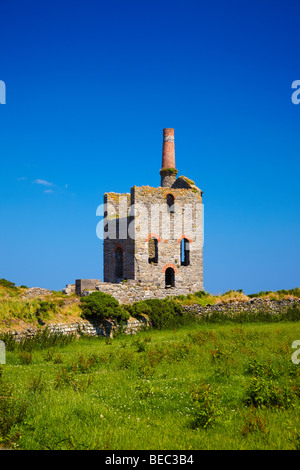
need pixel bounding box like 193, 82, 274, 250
1, 320, 300, 450
1, 279, 300, 450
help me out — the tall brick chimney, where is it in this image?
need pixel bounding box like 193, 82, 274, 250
160, 128, 178, 187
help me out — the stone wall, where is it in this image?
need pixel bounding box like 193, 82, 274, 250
102, 180, 204, 291
78, 279, 201, 304
183, 297, 300, 316
103, 192, 134, 283
2, 316, 148, 342
132, 185, 203, 291
75, 279, 102, 296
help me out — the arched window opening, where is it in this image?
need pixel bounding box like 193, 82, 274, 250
181, 238, 190, 266
166, 194, 175, 213
115, 247, 123, 279
148, 237, 158, 264
165, 267, 175, 288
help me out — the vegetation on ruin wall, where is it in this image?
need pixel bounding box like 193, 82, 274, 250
1, 320, 300, 449
159, 167, 178, 174
172, 287, 300, 306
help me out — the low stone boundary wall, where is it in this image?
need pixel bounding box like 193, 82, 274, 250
80, 281, 199, 305
1, 316, 148, 342
183, 298, 300, 316
2, 298, 299, 343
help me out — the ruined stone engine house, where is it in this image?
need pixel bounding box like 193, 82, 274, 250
104, 128, 204, 287
76, 128, 204, 302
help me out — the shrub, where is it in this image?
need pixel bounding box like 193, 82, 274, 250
245, 359, 279, 379
71, 353, 100, 373
125, 301, 152, 318
244, 377, 296, 409
0, 279, 17, 290
35, 301, 57, 322
193, 290, 210, 298
285, 306, 300, 321
189, 381, 222, 429
80, 291, 129, 322
128, 298, 194, 330
0, 332, 17, 351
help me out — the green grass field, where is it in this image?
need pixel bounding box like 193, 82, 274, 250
1, 320, 300, 450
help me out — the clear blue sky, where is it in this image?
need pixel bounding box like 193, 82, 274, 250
0, 0, 299, 294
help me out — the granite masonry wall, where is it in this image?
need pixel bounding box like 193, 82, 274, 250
101, 185, 203, 293
183, 297, 300, 316
132, 185, 203, 291
77, 279, 202, 304
3, 316, 148, 342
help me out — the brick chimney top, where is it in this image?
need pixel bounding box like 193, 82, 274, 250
160, 128, 178, 187
161, 128, 176, 169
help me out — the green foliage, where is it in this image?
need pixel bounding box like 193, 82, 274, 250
125, 301, 152, 318
53, 366, 93, 392
80, 291, 129, 322
193, 290, 210, 298
135, 380, 154, 399
28, 372, 45, 394
35, 301, 57, 322
128, 298, 195, 330
245, 358, 279, 379
0, 279, 17, 290
242, 407, 267, 436
249, 288, 300, 298
1, 321, 300, 450
244, 377, 296, 409
0, 328, 76, 352
0, 366, 28, 445
189, 381, 222, 429
18, 351, 33, 365
71, 353, 100, 374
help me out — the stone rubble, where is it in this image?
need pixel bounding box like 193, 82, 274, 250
23, 287, 52, 298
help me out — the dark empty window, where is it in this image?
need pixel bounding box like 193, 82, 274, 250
165, 267, 175, 288
148, 237, 158, 264
167, 194, 175, 213
115, 247, 123, 279
181, 238, 190, 266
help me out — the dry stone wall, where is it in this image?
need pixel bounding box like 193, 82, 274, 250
183, 297, 300, 316
79, 280, 200, 305
1, 316, 148, 342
